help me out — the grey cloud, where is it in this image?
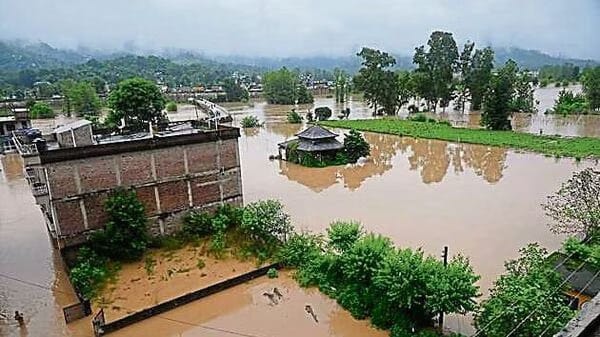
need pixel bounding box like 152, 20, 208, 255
0, 0, 598, 59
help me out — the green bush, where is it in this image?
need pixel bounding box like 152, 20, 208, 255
166, 101, 178, 112
552, 89, 589, 114
287, 109, 303, 123
29, 102, 55, 119
242, 199, 293, 246
90, 189, 149, 261
408, 113, 428, 122
278, 232, 324, 268
240, 115, 260, 128
314, 107, 332, 121
182, 211, 214, 238
343, 129, 370, 163
327, 221, 363, 253
267, 268, 279, 278
69, 247, 110, 299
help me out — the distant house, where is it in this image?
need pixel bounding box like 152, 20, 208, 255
278, 125, 343, 165
0, 107, 32, 153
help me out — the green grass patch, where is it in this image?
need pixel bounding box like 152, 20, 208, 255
320, 118, 600, 159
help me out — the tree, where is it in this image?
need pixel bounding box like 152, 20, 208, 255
353, 47, 399, 115
542, 168, 600, 240
222, 77, 249, 102
241, 199, 293, 245
286, 109, 302, 123
474, 244, 573, 337
413, 31, 459, 112
581, 66, 600, 111
29, 102, 55, 119
107, 77, 166, 127
166, 101, 177, 112
314, 106, 332, 121
263, 67, 311, 105
344, 129, 370, 163
90, 189, 149, 261
481, 61, 514, 130
296, 83, 314, 104
334, 68, 350, 103
454, 42, 475, 113
467, 47, 495, 111
63, 81, 102, 117
327, 221, 363, 253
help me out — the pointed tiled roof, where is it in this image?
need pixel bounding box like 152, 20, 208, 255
295, 125, 338, 140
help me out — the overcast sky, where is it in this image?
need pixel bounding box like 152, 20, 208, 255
0, 0, 598, 59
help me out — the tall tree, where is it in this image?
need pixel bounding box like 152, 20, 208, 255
454, 41, 475, 113
63, 81, 102, 117
581, 66, 600, 111
466, 47, 495, 111
334, 68, 349, 103
481, 61, 515, 130
107, 77, 166, 127
222, 78, 249, 102
413, 31, 459, 112
262, 67, 312, 105
353, 47, 399, 115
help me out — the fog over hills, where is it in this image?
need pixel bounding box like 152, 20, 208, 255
0, 40, 597, 75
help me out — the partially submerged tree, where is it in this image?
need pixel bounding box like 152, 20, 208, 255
344, 129, 370, 163
543, 168, 600, 240
353, 47, 399, 115
413, 31, 459, 112
481, 61, 514, 130
581, 66, 600, 111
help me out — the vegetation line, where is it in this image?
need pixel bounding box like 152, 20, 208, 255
320, 119, 600, 159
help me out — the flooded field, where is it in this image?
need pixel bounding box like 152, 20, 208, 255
1, 85, 599, 336
95, 247, 261, 322
108, 272, 388, 337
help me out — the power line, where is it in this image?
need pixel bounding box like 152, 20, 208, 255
537, 269, 600, 337
473, 239, 591, 337
0, 271, 268, 337
504, 261, 587, 337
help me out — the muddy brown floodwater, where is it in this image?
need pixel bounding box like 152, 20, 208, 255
0, 86, 599, 337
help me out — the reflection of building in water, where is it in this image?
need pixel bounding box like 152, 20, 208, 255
267, 122, 303, 139
278, 133, 509, 191
278, 132, 404, 192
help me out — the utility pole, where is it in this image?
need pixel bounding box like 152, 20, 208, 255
439, 246, 449, 333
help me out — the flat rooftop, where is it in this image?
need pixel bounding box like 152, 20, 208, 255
14, 120, 240, 163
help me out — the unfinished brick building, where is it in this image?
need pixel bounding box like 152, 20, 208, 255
15, 120, 243, 250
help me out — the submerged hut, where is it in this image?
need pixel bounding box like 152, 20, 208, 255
278, 125, 343, 165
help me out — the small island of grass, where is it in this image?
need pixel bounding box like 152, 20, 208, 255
320, 118, 600, 159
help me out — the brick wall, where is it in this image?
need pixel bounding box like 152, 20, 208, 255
45, 137, 243, 248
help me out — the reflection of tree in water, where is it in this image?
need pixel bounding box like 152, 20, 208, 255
399, 138, 507, 184
460, 144, 507, 183
338, 133, 403, 190
402, 138, 451, 184
266, 122, 303, 139
278, 133, 508, 191
242, 127, 261, 138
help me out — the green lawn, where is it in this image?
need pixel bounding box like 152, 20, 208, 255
320, 119, 600, 159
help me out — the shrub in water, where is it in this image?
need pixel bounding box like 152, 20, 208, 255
241, 115, 260, 128
267, 268, 279, 278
